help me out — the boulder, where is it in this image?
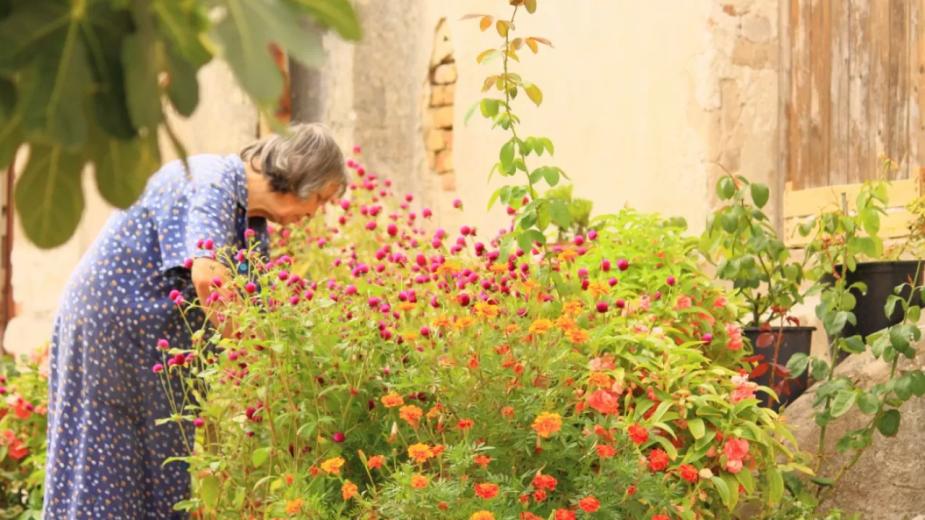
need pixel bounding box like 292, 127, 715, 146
782, 341, 925, 518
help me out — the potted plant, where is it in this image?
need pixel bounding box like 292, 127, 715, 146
806, 177, 923, 344
701, 174, 816, 409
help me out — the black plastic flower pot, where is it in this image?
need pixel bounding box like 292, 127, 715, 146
821, 260, 924, 342
744, 326, 815, 411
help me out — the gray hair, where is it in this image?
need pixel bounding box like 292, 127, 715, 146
240, 123, 348, 199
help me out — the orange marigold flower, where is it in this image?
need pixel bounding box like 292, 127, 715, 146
410, 474, 429, 489
558, 248, 578, 263
320, 457, 345, 475
554, 509, 577, 520
521, 513, 543, 520
454, 316, 476, 330
380, 391, 404, 408
366, 455, 385, 469
399, 302, 416, 312
341, 480, 358, 500
426, 403, 443, 419
532, 473, 558, 491
474, 454, 492, 468
407, 443, 434, 463
578, 496, 600, 513
284, 473, 295, 485
562, 299, 583, 316
566, 328, 590, 344
458, 418, 475, 430
399, 405, 424, 427
528, 319, 554, 334
474, 482, 500, 499
596, 444, 617, 458
431, 444, 446, 457
504, 323, 520, 335
470, 512, 496, 520
474, 302, 500, 318
588, 372, 612, 388
555, 315, 577, 331
434, 315, 452, 328
501, 406, 515, 419
285, 498, 303, 514
532, 412, 562, 438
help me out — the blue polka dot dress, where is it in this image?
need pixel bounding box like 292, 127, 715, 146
43, 154, 267, 518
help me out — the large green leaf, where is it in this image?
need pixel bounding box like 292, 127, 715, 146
289, 0, 362, 40
152, 0, 212, 67
876, 409, 900, 437
213, 0, 323, 105
165, 44, 200, 117
18, 25, 91, 148
14, 143, 85, 248
122, 32, 163, 129
0, 3, 70, 72
91, 131, 160, 208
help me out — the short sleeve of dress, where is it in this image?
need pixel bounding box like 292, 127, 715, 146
154, 156, 246, 273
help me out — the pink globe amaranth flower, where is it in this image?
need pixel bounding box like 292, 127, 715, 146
608, 277, 618, 287
453, 198, 463, 209
152, 363, 164, 374
289, 295, 300, 305
173, 295, 186, 306
368, 296, 381, 308
601, 259, 612, 272
332, 431, 346, 443
666, 275, 677, 286
387, 223, 398, 236
365, 221, 377, 231
615, 298, 626, 309
193, 417, 205, 428
157, 339, 170, 350
168, 289, 181, 301
352, 145, 362, 154
357, 167, 366, 176
702, 332, 714, 343
596, 301, 609, 313
304, 290, 314, 301
588, 229, 598, 240
617, 258, 629, 271
574, 234, 585, 246
581, 279, 590, 291
183, 258, 194, 269
405, 193, 414, 203
278, 270, 289, 281
344, 285, 357, 296
203, 239, 214, 250
420, 326, 431, 337
457, 293, 471, 306
577, 268, 589, 279
211, 277, 223, 288
422, 208, 433, 218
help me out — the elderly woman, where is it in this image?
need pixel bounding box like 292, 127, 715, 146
43, 123, 347, 518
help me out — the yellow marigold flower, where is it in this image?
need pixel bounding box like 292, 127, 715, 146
504, 323, 520, 335
399, 405, 424, 427
426, 403, 443, 420
437, 262, 461, 275
399, 302, 416, 312
380, 391, 404, 408
567, 328, 590, 344
407, 443, 434, 463
433, 315, 452, 328
285, 498, 303, 513
520, 278, 540, 295
400, 331, 419, 342
470, 511, 496, 520
588, 372, 612, 388
563, 299, 583, 316
529, 319, 553, 335
474, 302, 500, 318
489, 263, 508, 274
556, 315, 577, 331
532, 412, 563, 438
320, 457, 345, 475
410, 474, 429, 489
588, 281, 610, 297
454, 316, 475, 330
341, 480, 358, 500
558, 248, 579, 263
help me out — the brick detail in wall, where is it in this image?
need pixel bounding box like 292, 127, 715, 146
425, 19, 455, 190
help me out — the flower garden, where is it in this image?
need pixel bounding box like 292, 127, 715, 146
2, 2, 925, 519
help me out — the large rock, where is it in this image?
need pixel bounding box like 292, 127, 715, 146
782, 341, 925, 518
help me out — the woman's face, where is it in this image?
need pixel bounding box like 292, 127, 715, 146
268, 179, 343, 226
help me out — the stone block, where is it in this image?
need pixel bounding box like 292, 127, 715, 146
433, 63, 457, 85
430, 84, 456, 107
435, 150, 453, 173
425, 129, 446, 151
440, 171, 456, 191
431, 106, 454, 129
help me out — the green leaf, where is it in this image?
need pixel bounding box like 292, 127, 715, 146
548, 199, 572, 229
711, 476, 732, 509
535, 200, 550, 230
524, 83, 542, 106
876, 409, 900, 437
540, 137, 554, 155
214, 0, 322, 105
840, 335, 866, 354
810, 358, 830, 381
290, 0, 362, 40
889, 325, 911, 354
750, 182, 769, 208
717, 176, 735, 200
18, 27, 91, 147
252, 447, 270, 468
200, 475, 220, 509
500, 139, 515, 172
830, 389, 857, 418
516, 229, 545, 252
152, 0, 212, 66
860, 208, 880, 235
767, 467, 784, 506
857, 391, 880, 414
910, 370, 925, 397
14, 143, 85, 248
165, 44, 200, 117
524, 0, 537, 13
91, 132, 160, 208
122, 33, 163, 129
786, 353, 809, 377
735, 468, 755, 495
480, 98, 500, 118
687, 418, 705, 440
0, 76, 14, 120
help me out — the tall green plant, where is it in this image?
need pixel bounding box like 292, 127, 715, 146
0, 0, 361, 248
466, 0, 573, 256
